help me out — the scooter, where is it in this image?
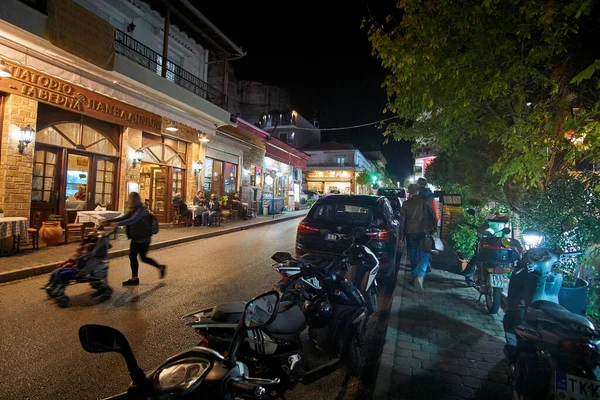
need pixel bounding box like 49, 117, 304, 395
503, 224, 600, 399
79, 291, 284, 399
274, 235, 380, 314
181, 254, 368, 397
461, 211, 522, 314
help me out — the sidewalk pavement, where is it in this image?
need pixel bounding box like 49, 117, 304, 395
0, 210, 307, 284
373, 266, 511, 400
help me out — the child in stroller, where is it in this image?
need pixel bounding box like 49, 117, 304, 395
43, 230, 114, 308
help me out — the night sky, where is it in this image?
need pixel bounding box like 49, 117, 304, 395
196, 0, 414, 182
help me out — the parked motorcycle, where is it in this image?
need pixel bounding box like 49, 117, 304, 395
503, 223, 600, 400
79, 291, 284, 399
181, 248, 368, 396
462, 210, 522, 314
274, 235, 379, 314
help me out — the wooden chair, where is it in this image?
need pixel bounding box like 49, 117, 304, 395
62, 210, 85, 244
210, 213, 222, 227
27, 211, 42, 250
172, 205, 190, 227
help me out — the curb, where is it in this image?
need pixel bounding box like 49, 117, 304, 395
372, 258, 406, 400
0, 212, 306, 284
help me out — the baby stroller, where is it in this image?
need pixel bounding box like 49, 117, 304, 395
44, 229, 114, 308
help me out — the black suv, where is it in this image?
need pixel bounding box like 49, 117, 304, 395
295, 195, 401, 279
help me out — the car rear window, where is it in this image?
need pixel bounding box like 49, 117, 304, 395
308, 203, 374, 224
388, 197, 401, 211
378, 188, 406, 197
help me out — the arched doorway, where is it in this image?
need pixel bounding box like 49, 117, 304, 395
31, 122, 120, 222
139, 143, 186, 223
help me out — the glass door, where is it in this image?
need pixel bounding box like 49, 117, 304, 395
94, 158, 116, 209
65, 153, 90, 212
31, 146, 61, 223
151, 166, 168, 222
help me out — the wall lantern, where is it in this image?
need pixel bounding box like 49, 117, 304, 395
132, 148, 143, 167
0, 59, 12, 78
194, 160, 203, 176
199, 133, 210, 143
18, 125, 35, 153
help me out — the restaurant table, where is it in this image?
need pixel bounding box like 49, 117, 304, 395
0, 217, 28, 256
187, 205, 204, 220
75, 211, 123, 227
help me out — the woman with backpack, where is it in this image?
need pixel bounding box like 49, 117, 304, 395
106, 192, 166, 286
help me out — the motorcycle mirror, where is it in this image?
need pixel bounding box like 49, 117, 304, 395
501, 227, 512, 235
225, 291, 280, 367
353, 235, 371, 246
467, 208, 476, 216
79, 325, 145, 385
560, 217, 578, 232
271, 252, 292, 263
243, 291, 280, 329
501, 237, 512, 248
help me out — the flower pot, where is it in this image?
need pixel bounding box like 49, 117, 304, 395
0, 213, 4, 218
558, 278, 589, 316
39, 221, 63, 246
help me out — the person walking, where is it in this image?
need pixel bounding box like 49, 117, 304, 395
106, 192, 166, 286
400, 184, 437, 292
201, 193, 221, 226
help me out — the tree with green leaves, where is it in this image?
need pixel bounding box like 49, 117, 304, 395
366, 0, 600, 209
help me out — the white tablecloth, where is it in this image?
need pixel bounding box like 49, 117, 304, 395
0, 217, 28, 241
75, 211, 123, 227
187, 205, 204, 219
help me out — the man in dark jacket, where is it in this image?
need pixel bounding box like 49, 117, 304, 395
173, 192, 190, 223
201, 193, 221, 226
400, 184, 438, 292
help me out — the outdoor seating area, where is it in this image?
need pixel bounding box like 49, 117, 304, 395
171, 192, 257, 228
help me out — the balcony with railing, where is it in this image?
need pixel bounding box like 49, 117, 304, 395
114, 29, 227, 110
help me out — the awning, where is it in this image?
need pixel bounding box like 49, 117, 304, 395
265, 137, 309, 169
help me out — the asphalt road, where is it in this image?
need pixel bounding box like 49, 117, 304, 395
0, 218, 395, 400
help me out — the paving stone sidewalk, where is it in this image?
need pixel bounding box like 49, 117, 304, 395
374, 267, 512, 400
0, 210, 307, 282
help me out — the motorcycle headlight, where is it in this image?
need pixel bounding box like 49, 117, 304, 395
155, 361, 209, 392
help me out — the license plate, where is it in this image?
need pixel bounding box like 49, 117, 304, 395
325, 233, 340, 241
490, 274, 509, 288
556, 371, 600, 399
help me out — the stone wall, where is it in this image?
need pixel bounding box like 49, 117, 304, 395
0, 94, 37, 218
240, 145, 265, 204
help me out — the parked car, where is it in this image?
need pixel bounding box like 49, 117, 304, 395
295, 195, 401, 279
377, 187, 407, 204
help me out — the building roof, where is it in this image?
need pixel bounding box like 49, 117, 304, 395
303, 142, 355, 152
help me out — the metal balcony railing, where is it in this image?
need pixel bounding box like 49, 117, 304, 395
114, 30, 227, 110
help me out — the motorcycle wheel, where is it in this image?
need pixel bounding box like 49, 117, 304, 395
343, 319, 366, 376
485, 287, 502, 314
366, 286, 378, 314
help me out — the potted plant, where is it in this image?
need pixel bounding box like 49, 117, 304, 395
218, 195, 230, 218
39, 214, 64, 246
448, 223, 478, 271
0, 208, 4, 218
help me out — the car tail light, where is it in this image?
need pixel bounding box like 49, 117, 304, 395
367, 229, 390, 241
560, 339, 596, 359
297, 222, 319, 234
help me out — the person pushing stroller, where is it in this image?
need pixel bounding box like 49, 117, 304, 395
43, 230, 114, 307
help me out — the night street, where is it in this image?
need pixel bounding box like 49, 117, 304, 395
0, 219, 391, 400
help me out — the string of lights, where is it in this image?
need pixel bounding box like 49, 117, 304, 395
289, 115, 400, 131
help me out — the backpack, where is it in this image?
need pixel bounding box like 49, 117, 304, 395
149, 212, 159, 235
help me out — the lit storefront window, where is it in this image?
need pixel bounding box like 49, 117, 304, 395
204, 157, 238, 196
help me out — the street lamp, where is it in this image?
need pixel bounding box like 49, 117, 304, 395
199, 133, 210, 143
18, 125, 35, 153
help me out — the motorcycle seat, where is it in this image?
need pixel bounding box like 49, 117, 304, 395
526, 300, 595, 331
211, 301, 306, 334
264, 301, 306, 335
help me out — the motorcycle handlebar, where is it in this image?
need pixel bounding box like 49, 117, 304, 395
228, 380, 266, 398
